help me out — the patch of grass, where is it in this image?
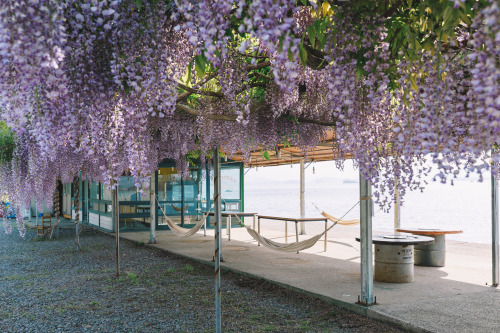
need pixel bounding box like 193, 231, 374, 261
300, 320, 310, 331
263, 325, 276, 332
21, 312, 35, 320
127, 272, 138, 285
0, 310, 11, 320
137, 241, 145, 246
167, 267, 175, 274
89, 300, 100, 307
179, 264, 194, 272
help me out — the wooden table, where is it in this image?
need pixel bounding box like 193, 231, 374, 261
396, 228, 463, 267
205, 211, 257, 241
257, 215, 329, 251
356, 234, 434, 283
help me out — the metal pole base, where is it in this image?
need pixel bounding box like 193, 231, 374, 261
356, 295, 378, 306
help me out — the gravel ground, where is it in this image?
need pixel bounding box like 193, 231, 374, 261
0, 220, 406, 333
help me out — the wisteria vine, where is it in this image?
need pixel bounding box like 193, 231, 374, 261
0, 0, 499, 235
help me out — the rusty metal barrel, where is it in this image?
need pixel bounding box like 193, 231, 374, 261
358, 234, 435, 284
374, 243, 414, 283
414, 234, 446, 267
396, 229, 463, 267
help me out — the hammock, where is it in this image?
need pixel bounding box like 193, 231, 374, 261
220, 212, 333, 252
312, 203, 360, 226
170, 203, 189, 212
156, 195, 209, 237
244, 225, 331, 252
241, 201, 360, 253
163, 213, 209, 237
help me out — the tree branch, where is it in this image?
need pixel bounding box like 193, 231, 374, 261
176, 101, 335, 127
176, 82, 223, 98
383, 0, 403, 18
176, 72, 220, 102
247, 61, 271, 70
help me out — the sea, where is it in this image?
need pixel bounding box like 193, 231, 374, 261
244, 170, 494, 245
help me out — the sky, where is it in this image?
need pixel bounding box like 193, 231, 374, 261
244, 160, 359, 188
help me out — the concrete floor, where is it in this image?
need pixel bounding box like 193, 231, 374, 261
111, 220, 498, 332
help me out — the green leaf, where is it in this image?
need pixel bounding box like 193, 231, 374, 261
314, 20, 322, 35
135, 0, 142, 11
194, 55, 206, 79
263, 150, 270, 160
307, 25, 316, 48
409, 73, 418, 91
298, 43, 307, 67
185, 61, 192, 84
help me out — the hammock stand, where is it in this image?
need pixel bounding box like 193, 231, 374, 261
312, 203, 360, 226
156, 195, 210, 237
240, 201, 360, 253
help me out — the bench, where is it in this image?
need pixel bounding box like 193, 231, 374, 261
36, 213, 52, 237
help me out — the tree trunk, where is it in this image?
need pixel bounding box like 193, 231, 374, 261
49, 188, 61, 239
74, 176, 82, 251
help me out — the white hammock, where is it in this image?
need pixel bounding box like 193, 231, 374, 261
244, 225, 330, 252
156, 195, 210, 237
243, 202, 360, 252
313, 203, 360, 226
163, 213, 209, 237
170, 203, 189, 212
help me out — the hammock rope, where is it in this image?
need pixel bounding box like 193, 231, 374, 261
312, 203, 360, 226
242, 201, 360, 252
155, 194, 211, 237
170, 203, 189, 212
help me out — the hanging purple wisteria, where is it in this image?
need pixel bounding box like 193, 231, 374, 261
0, 0, 499, 235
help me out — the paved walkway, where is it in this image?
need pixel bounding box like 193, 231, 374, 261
114, 220, 497, 332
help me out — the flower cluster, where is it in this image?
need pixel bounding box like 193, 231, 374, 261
0, 1, 499, 235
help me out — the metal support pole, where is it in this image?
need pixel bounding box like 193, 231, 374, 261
213, 147, 222, 333
394, 180, 401, 233
206, 164, 211, 227
181, 176, 185, 227
492, 173, 499, 286
359, 173, 374, 305
113, 188, 120, 277
300, 159, 306, 235
150, 174, 156, 244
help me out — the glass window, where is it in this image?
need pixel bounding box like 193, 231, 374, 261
118, 177, 138, 201
158, 167, 181, 200
221, 166, 240, 200
102, 185, 112, 201
90, 182, 100, 200
206, 166, 241, 200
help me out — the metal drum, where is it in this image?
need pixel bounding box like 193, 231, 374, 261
374, 243, 414, 283
414, 234, 446, 267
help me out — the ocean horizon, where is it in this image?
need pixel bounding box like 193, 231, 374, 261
244, 175, 494, 245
